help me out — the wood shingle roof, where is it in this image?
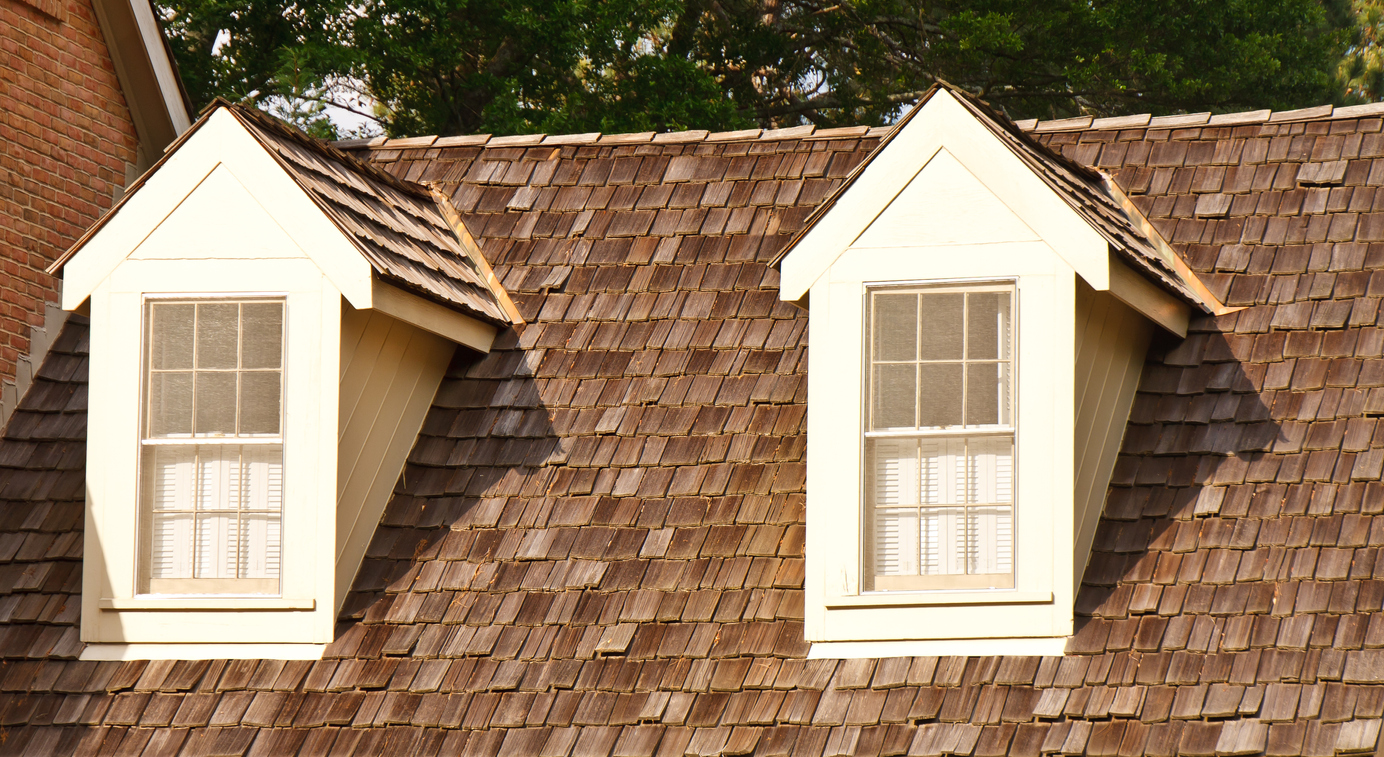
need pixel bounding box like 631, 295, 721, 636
4, 101, 1384, 755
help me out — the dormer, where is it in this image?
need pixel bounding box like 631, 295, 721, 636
773, 85, 1232, 656
51, 104, 520, 659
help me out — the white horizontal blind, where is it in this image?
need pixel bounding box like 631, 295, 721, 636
146, 445, 282, 581
866, 286, 1015, 591
141, 300, 284, 594
869, 437, 1013, 583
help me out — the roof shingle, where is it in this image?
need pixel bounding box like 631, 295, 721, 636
7, 100, 1384, 754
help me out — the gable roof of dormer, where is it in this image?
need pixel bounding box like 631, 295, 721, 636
51, 102, 521, 328
772, 82, 1229, 318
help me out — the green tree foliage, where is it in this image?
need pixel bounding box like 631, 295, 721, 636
158, 0, 1355, 139
1340, 1, 1384, 101
160, 0, 352, 137
798, 0, 1354, 123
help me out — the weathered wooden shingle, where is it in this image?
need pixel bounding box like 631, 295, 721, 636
14, 100, 1384, 753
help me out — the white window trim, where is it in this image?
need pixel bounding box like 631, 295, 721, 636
862, 282, 1017, 593
137, 295, 288, 597
82, 259, 341, 648
804, 243, 1077, 649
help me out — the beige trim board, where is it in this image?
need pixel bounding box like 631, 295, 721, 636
99, 598, 315, 610
81, 643, 327, 661
1107, 255, 1191, 337
370, 278, 498, 352
809, 636, 1069, 659
428, 186, 525, 325
825, 591, 1053, 609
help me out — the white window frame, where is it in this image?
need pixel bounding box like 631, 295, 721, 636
862, 282, 1016, 594
803, 244, 1077, 656
137, 296, 287, 597
81, 258, 341, 651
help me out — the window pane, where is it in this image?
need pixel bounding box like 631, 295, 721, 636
872, 294, 917, 362
875, 508, 918, 576
967, 292, 1010, 360
146, 446, 194, 511
917, 293, 963, 360
239, 373, 281, 435
239, 514, 281, 580
196, 303, 239, 369
195, 512, 238, 579
919, 438, 965, 505
920, 507, 966, 575
965, 362, 1006, 426
869, 438, 919, 508
150, 304, 194, 370
967, 436, 1013, 505
243, 445, 284, 512
148, 372, 193, 436
872, 364, 916, 429
967, 506, 1013, 575
197, 447, 241, 510
241, 303, 283, 369
194, 372, 238, 435
917, 363, 962, 427
150, 512, 193, 579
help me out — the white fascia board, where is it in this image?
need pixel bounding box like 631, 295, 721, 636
368, 279, 499, 352
780, 89, 1109, 301
1108, 256, 1192, 337
127, 0, 191, 135
62, 109, 373, 310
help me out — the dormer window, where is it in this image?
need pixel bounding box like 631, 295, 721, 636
140, 298, 285, 595
866, 284, 1015, 592
51, 103, 517, 659
773, 84, 1222, 656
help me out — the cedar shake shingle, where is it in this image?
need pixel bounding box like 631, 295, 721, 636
12, 103, 1384, 753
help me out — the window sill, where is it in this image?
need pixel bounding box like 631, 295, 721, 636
825, 590, 1052, 608
81, 643, 326, 661
99, 597, 315, 611
809, 636, 1068, 658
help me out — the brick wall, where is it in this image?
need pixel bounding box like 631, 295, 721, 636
0, 0, 139, 383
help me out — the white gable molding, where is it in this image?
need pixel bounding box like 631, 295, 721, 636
780, 89, 1110, 301
61, 109, 374, 311
58, 109, 500, 351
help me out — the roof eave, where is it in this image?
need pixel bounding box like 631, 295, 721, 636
90, 0, 193, 162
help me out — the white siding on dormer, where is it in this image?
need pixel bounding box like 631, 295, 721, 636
129, 165, 308, 261
853, 148, 1041, 249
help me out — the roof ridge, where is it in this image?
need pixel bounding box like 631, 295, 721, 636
1016, 100, 1384, 133
336, 100, 1384, 150
330, 123, 896, 151
218, 101, 435, 202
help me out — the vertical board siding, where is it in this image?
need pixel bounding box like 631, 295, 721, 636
334, 306, 454, 612
1072, 283, 1152, 590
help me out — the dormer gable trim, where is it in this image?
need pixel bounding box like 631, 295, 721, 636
51, 105, 515, 354
773, 84, 1230, 336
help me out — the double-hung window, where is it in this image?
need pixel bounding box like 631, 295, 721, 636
139, 299, 285, 595
865, 284, 1015, 592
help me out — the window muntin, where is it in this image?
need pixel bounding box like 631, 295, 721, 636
139, 300, 285, 595
865, 285, 1015, 591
